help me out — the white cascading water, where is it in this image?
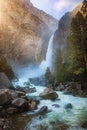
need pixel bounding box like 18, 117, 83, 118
40, 34, 54, 71
13, 34, 54, 86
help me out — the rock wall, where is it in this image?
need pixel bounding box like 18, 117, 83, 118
0, 0, 58, 65
53, 4, 82, 58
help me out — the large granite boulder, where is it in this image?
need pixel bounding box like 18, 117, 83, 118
0, 89, 11, 106
38, 106, 48, 114
0, 72, 12, 89
39, 88, 58, 99
12, 98, 28, 108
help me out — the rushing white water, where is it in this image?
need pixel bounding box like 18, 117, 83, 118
40, 34, 54, 71
25, 86, 87, 130
13, 34, 54, 86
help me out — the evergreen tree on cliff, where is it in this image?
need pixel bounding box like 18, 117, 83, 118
67, 0, 87, 81
81, 0, 87, 14
54, 0, 87, 82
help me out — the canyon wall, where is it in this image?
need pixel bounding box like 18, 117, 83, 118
0, 0, 58, 65
53, 4, 82, 57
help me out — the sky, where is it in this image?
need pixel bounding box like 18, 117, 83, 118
30, 0, 82, 19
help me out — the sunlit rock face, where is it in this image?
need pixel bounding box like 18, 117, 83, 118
53, 4, 82, 56
0, 0, 58, 65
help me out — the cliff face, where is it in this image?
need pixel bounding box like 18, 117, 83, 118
53, 4, 82, 53
0, 0, 58, 65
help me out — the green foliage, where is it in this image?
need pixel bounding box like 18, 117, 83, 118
54, 3, 87, 82
54, 48, 62, 81
45, 67, 55, 86
68, 11, 87, 76
0, 55, 15, 79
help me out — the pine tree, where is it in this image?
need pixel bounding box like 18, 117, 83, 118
81, 0, 87, 14
54, 48, 64, 81
67, 9, 87, 81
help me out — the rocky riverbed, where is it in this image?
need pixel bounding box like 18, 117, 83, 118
0, 72, 87, 130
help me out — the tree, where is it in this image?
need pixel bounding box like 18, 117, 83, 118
81, 0, 87, 14
54, 48, 64, 81
67, 10, 87, 81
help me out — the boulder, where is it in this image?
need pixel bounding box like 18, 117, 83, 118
28, 101, 37, 111
38, 106, 48, 114
24, 87, 36, 93
0, 109, 7, 118
0, 89, 11, 106
0, 106, 3, 111
52, 104, 60, 108
12, 98, 28, 108
64, 82, 82, 96
16, 91, 25, 97
0, 72, 12, 89
65, 103, 73, 109
55, 83, 65, 91
39, 88, 58, 99
0, 118, 10, 130
15, 86, 36, 93
6, 107, 18, 115
82, 122, 87, 129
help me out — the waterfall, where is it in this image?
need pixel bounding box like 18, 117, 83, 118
40, 34, 54, 71
13, 34, 54, 86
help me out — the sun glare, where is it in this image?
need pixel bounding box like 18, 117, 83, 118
0, 0, 4, 24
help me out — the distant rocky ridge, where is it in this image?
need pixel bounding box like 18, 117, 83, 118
27, 0, 58, 32
0, 0, 58, 65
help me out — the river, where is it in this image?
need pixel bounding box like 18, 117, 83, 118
10, 84, 87, 130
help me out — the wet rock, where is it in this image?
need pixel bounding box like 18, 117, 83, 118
16, 91, 25, 97
55, 83, 65, 91
26, 87, 36, 93
65, 103, 73, 109
0, 109, 6, 118
52, 104, 60, 108
0, 72, 12, 89
38, 106, 48, 114
12, 98, 28, 110
82, 92, 87, 97
64, 82, 82, 96
0, 89, 11, 106
82, 122, 87, 129
29, 76, 47, 86
0, 118, 10, 130
39, 88, 58, 100
15, 86, 36, 93
0, 106, 3, 111
9, 90, 25, 100
26, 96, 33, 103
24, 81, 30, 86
6, 107, 18, 115
60, 125, 68, 130
28, 101, 37, 111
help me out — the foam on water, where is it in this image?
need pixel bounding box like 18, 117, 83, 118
25, 86, 87, 130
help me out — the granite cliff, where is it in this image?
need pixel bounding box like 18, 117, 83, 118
0, 0, 58, 65
53, 4, 82, 56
